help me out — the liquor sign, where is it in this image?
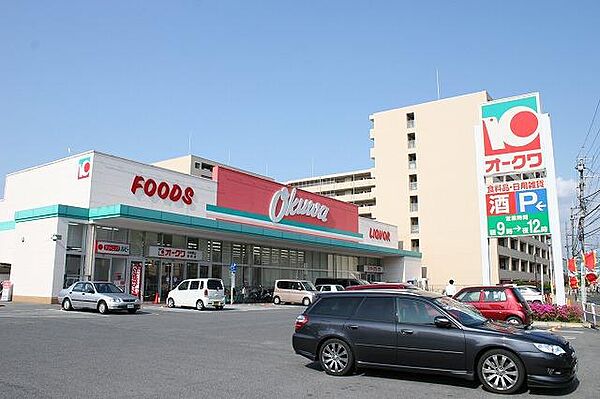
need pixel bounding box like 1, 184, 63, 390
481, 94, 546, 176
96, 241, 130, 256
486, 178, 549, 237
148, 245, 202, 261
130, 262, 142, 298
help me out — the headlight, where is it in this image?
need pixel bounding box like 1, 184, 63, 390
534, 343, 566, 355
111, 298, 122, 303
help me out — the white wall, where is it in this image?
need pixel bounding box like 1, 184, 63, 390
2, 152, 94, 212
11, 217, 65, 301
382, 256, 422, 282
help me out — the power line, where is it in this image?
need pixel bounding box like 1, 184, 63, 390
580, 97, 600, 158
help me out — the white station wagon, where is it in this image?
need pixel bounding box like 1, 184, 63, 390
167, 278, 225, 310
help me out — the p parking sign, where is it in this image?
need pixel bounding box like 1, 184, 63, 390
486, 179, 549, 237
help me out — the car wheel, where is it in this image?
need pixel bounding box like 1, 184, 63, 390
506, 316, 523, 326
127, 309, 138, 314
273, 296, 281, 305
196, 300, 205, 311
532, 300, 542, 304
167, 298, 175, 308
302, 297, 311, 306
319, 339, 354, 376
478, 349, 525, 394
62, 298, 72, 311
98, 301, 109, 315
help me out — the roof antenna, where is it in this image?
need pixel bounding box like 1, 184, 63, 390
188, 132, 192, 155
67, 147, 71, 155
436, 68, 441, 100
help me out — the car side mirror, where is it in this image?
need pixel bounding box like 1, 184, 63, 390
434, 316, 452, 328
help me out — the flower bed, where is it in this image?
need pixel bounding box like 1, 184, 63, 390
530, 303, 583, 322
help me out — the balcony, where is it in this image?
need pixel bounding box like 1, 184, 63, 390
410, 203, 418, 212
407, 120, 415, 129
408, 161, 417, 170
409, 182, 418, 191
408, 140, 416, 149
410, 225, 419, 234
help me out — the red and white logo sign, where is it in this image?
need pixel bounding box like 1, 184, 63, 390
96, 241, 130, 256
483, 106, 541, 156
77, 157, 92, 179
131, 175, 194, 205
369, 228, 391, 242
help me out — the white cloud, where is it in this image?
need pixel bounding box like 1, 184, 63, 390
556, 176, 577, 199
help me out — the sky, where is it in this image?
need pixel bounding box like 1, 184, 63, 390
1, 1, 599, 235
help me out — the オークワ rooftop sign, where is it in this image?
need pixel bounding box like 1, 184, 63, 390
208, 167, 359, 240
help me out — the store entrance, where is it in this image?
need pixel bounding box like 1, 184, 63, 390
160, 261, 184, 302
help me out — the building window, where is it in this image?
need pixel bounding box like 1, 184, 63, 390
411, 239, 419, 252
194, 162, 201, 169
407, 132, 416, 149
66, 223, 85, 251
410, 217, 419, 234
407, 112, 415, 129
201, 163, 213, 172
408, 154, 417, 170
499, 257, 508, 270
409, 174, 417, 190
410, 196, 418, 212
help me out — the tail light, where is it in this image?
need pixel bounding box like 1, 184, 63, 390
204, 289, 208, 296
295, 314, 309, 332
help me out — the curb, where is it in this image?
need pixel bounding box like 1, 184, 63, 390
532, 321, 590, 328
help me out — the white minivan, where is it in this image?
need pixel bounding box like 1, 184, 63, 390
167, 278, 226, 310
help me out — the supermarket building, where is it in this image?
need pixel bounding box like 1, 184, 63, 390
0, 151, 420, 304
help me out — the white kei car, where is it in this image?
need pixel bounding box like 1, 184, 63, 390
167, 278, 226, 310
516, 285, 544, 303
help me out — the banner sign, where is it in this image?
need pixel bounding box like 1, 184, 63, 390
96, 241, 130, 256
130, 262, 142, 298
148, 245, 202, 261
486, 178, 549, 237
481, 94, 546, 176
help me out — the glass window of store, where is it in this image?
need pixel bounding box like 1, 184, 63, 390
64, 254, 83, 288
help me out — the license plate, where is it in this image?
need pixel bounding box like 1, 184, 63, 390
213, 302, 221, 306
127, 304, 134, 309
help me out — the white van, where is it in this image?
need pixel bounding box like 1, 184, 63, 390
273, 279, 317, 306
167, 278, 225, 310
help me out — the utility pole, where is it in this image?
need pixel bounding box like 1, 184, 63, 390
576, 159, 587, 304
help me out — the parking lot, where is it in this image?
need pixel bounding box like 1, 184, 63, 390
0, 303, 599, 399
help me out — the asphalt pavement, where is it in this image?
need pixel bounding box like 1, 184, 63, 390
0, 302, 599, 399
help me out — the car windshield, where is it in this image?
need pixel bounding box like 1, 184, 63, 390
434, 296, 487, 326
93, 283, 123, 294
302, 281, 317, 291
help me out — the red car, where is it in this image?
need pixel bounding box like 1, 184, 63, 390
453, 286, 532, 326
345, 282, 419, 291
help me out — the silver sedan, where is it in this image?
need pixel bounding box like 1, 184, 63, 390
58, 281, 141, 314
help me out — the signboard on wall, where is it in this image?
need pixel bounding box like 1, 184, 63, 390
363, 265, 384, 273
486, 179, 549, 237
148, 245, 202, 261
212, 167, 359, 233
96, 241, 130, 256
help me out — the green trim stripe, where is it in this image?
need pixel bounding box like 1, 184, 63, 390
7, 203, 422, 258
0, 220, 15, 231
206, 204, 364, 238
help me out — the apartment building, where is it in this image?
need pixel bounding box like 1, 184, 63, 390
289, 91, 552, 290
286, 169, 376, 218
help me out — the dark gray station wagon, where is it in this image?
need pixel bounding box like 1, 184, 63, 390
292, 290, 576, 394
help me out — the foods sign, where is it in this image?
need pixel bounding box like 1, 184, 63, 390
481, 94, 546, 176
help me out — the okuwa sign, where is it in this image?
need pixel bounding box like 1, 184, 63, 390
213, 167, 359, 233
